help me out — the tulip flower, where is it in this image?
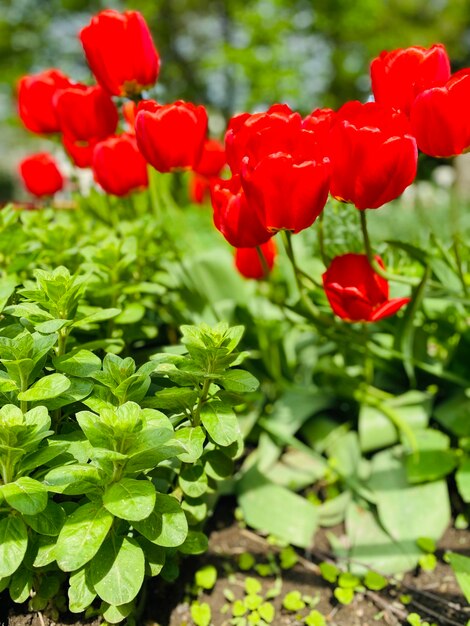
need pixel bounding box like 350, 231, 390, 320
190, 139, 226, 204
17, 69, 73, 134
19, 153, 65, 198
241, 152, 330, 233
329, 101, 417, 210
371, 44, 450, 116
135, 100, 208, 172
123, 101, 137, 132
322, 254, 410, 322
62, 136, 97, 169
80, 9, 160, 97
92, 133, 148, 196
194, 139, 226, 178
235, 239, 276, 280
225, 104, 302, 174
54, 84, 118, 143
211, 175, 272, 248
302, 108, 336, 159
410, 69, 470, 157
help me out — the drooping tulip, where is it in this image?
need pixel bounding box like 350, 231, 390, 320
371, 44, 451, 116
410, 69, 470, 157
211, 175, 272, 248
80, 9, 160, 97
329, 101, 417, 210
92, 133, 148, 196
322, 254, 410, 322
235, 239, 277, 280
17, 69, 74, 134
135, 100, 208, 172
19, 153, 65, 197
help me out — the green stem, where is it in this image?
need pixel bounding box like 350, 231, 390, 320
452, 235, 468, 296
362, 323, 374, 385
359, 210, 419, 286
317, 211, 329, 267
282, 230, 321, 320
192, 377, 211, 427
255, 245, 270, 279
19, 372, 28, 414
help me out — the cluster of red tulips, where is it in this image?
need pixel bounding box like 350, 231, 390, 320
16, 10, 464, 322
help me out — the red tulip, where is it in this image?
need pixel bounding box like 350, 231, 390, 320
302, 108, 336, 158
211, 175, 272, 248
189, 174, 210, 204
410, 69, 470, 157
19, 153, 65, 197
235, 239, 276, 280
241, 152, 330, 233
54, 84, 118, 142
92, 133, 148, 196
135, 100, 208, 173
80, 9, 160, 97
322, 254, 410, 322
329, 101, 417, 210
194, 139, 226, 178
62, 135, 97, 169
225, 104, 302, 174
17, 69, 74, 134
371, 45, 450, 116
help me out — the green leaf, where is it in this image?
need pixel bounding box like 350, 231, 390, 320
1, 477, 48, 515
218, 369, 259, 393
238, 468, 318, 549
195, 564, 217, 590
103, 478, 156, 522
10, 566, 33, 603
179, 530, 208, 555
102, 602, 134, 624
68, 567, 96, 613
72, 307, 121, 328
0, 517, 28, 577
204, 450, 234, 481
200, 401, 240, 447
44, 464, 102, 495
319, 562, 339, 583
23, 501, 66, 536
283, 590, 305, 611
0, 277, 16, 313
179, 464, 208, 498
305, 609, 326, 626
53, 349, 101, 377
334, 587, 354, 605
174, 426, 205, 463
191, 601, 211, 626
17, 373, 71, 401
133, 494, 188, 547
447, 552, 470, 602
456, 457, 470, 503
56, 502, 113, 571
406, 429, 457, 483
89, 536, 145, 606
364, 571, 388, 591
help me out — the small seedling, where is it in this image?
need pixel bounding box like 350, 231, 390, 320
239, 552, 256, 571
416, 537, 437, 572
333, 587, 354, 605
319, 561, 339, 583
191, 601, 211, 626
364, 571, 388, 591
305, 609, 327, 626
282, 590, 306, 612
279, 546, 298, 570
195, 565, 218, 590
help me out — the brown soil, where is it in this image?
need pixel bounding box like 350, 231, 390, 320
3, 516, 470, 626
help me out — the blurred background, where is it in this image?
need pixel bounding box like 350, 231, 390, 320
2, 0, 470, 200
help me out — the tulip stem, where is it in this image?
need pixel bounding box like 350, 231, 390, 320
452, 235, 468, 296
317, 211, 329, 267
282, 230, 320, 319
359, 210, 419, 286
255, 245, 270, 279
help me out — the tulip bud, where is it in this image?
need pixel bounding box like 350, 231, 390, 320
19, 153, 65, 198
235, 240, 276, 280
92, 133, 148, 196
322, 254, 410, 322
80, 9, 160, 97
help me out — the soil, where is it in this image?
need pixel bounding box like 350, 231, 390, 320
3, 505, 470, 626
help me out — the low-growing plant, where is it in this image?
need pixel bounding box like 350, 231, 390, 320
0, 276, 258, 624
